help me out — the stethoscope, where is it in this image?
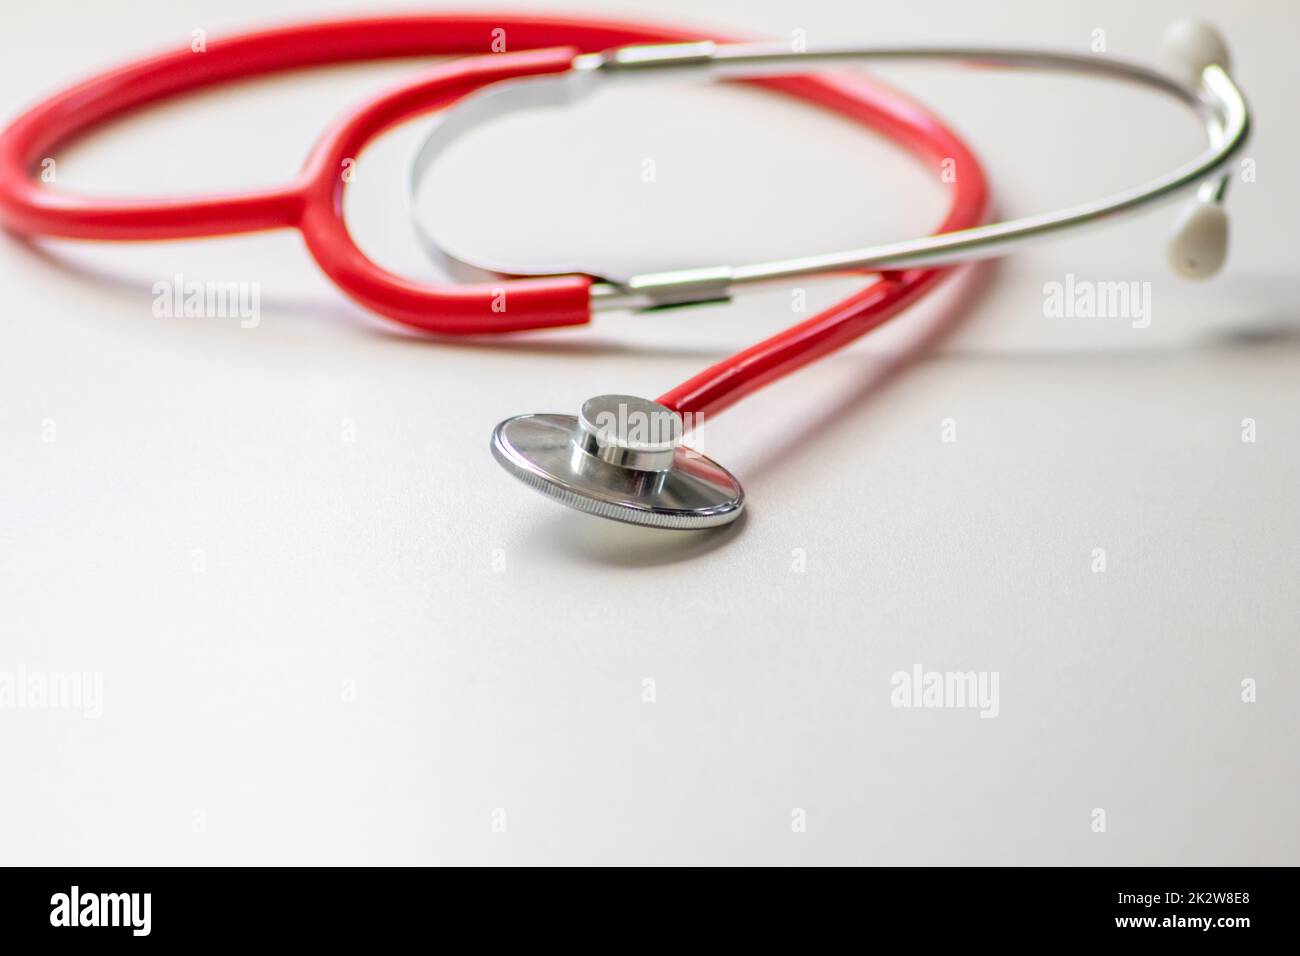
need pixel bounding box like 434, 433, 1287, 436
0, 15, 1249, 530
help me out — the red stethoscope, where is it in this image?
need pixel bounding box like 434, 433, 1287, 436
1, 14, 1239, 529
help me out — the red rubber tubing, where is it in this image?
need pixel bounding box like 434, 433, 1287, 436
0, 13, 987, 403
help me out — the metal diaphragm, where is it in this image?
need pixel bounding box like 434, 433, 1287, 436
490, 395, 744, 530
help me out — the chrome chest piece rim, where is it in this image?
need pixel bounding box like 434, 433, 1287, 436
490, 395, 744, 530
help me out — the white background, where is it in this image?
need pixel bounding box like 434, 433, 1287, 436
1, 0, 1296, 865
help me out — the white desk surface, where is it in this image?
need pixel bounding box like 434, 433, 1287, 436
2, 0, 1296, 864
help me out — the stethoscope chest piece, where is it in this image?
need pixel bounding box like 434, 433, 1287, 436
490, 395, 744, 530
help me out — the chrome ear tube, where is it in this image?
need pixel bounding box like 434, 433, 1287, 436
412, 19, 1250, 311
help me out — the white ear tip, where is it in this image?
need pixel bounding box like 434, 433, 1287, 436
1168, 200, 1228, 279
1161, 20, 1231, 85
